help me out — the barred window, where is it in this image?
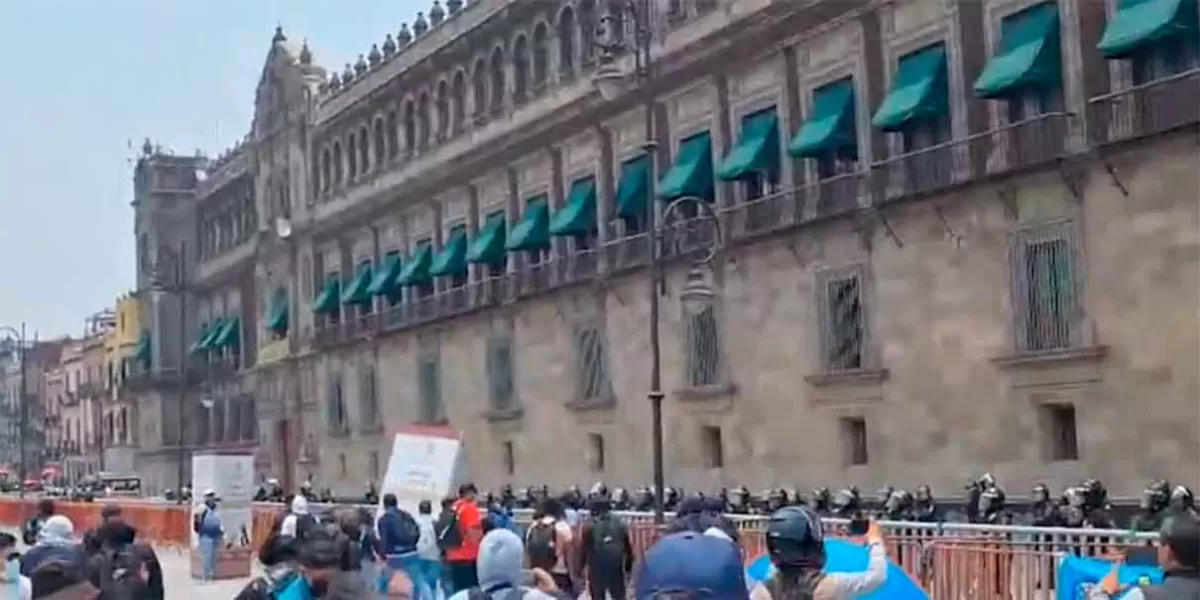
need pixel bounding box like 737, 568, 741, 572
359, 365, 379, 428
486, 336, 516, 410
825, 275, 864, 371
1014, 227, 1079, 352
327, 375, 347, 434
574, 326, 610, 402
1040, 403, 1079, 461
685, 306, 723, 387
417, 352, 444, 424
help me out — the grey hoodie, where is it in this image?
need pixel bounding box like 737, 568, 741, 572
448, 529, 555, 600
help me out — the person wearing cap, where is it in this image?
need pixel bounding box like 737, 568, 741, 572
633, 530, 750, 600
1091, 512, 1200, 599
193, 490, 224, 583
445, 483, 484, 593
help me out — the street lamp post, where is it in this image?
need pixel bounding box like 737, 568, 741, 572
593, 3, 723, 525
150, 242, 189, 503
1, 324, 29, 498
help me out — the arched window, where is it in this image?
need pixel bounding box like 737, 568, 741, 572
579, 0, 596, 65
386, 110, 398, 159
310, 155, 321, 197
403, 100, 416, 152
512, 36, 529, 101
452, 71, 467, 132
373, 119, 386, 166
332, 142, 344, 184
436, 80, 449, 138
472, 59, 488, 117
490, 47, 506, 112
321, 149, 332, 191
532, 23, 549, 88
358, 126, 370, 173
558, 7, 576, 74
346, 133, 358, 179
417, 92, 431, 148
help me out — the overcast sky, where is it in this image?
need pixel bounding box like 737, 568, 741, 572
0, 0, 425, 339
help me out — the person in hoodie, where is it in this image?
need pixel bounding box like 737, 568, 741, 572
276, 530, 342, 600
0, 532, 32, 600
413, 500, 442, 600
281, 495, 318, 541
86, 519, 163, 600
448, 529, 558, 600
20, 516, 88, 578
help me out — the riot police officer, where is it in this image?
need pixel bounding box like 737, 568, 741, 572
1028, 483, 1062, 527
1132, 479, 1171, 532
912, 485, 939, 523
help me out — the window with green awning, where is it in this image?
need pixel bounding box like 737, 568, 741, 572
658, 131, 715, 201
312, 277, 341, 315
265, 288, 289, 335
614, 155, 651, 222
430, 225, 469, 277
872, 43, 950, 132
506, 195, 551, 252
974, 3, 1062, 99
717, 108, 780, 181
467, 212, 508, 267
198, 318, 226, 350
134, 331, 151, 368
213, 318, 241, 350
366, 252, 403, 298
341, 260, 375, 305
549, 177, 597, 237
190, 322, 212, 354
790, 77, 859, 158
1098, 0, 1199, 58
398, 241, 434, 286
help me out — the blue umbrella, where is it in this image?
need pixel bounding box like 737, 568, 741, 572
744, 539, 928, 600
1056, 554, 1162, 600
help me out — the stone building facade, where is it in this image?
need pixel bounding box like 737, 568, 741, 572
134, 0, 1198, 497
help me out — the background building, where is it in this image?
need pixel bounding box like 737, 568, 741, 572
132, 0, 1198, 497
103, 295, 143, 474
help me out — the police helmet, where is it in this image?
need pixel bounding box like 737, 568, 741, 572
766, 506, 826, 569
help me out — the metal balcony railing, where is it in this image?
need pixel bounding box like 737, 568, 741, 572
1089, 68, 1200, 145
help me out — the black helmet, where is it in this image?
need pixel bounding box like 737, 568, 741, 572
1170, 485, 1195, 511
766, 506, 826, 569
1032, 483, 1050, 502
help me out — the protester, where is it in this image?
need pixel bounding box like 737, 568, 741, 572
448, 529, 558, 600
323, 509, 366, 599
280, 494, 318, 541
444, 483, 484, 593
1092, 512, 1200, 599
29, 561, 98, 600
21, 516, 87, 579
354, 506, 383, 596
633, 531, 749, 600
191, 491, 224, 583
23, 500, 57, 547
577, 495, 632, 600
525, 496, 576, 595
414, 500, 442, 599
0, 532, 32, 600
276, 530, 342, 600
377, 493, 425, 598
86, 518, 163, 600
234, 533, 300, 600
750, 507, 887, 599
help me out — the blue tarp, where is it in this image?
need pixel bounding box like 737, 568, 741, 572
745, 538, 928, 600
1056, 554, 1164, 600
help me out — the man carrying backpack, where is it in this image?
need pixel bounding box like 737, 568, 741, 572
525, 497, 576, 596
87, 519, 163, 600
578, 496, 632, 600
443, 483, 484, 595
192, 490, 224, 583
278, 495, 317, 542
378, 493, 426, 598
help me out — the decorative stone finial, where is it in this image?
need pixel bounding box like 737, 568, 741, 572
299, 40, 313, 65
397, 23, 413, 46
368, 44, 382, 67
343, 63, 355, 83
329, 71, 342, 90
272, 25, 287, 44
447, 0, 463, 14
413, 12, 429, 36
141, 138, 154, 156
429, 1, 445, 25
382, 34, 397, 57
354, 54, 369, 75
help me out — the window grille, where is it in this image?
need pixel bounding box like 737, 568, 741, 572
486, 336, 516, 410
684, 306, 723, 387
824, 274, 865, 372
360, 366, 379, 428
417, 352, 444, 424
574, 326, 610, 402
1011, 222, 1081, 352
327, 376, 347, 434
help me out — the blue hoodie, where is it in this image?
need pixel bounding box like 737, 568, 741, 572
447, 529, 556, 600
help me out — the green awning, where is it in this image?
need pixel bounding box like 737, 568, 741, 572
716, 109, 780, 181
614, 155, 651, 222
197, 318, 225, 350
872, 43, 949, 132
430, 226, 469, 277
213, 318, 240, 349
1098, 0, 1197, 58
506, 196, 551, 252
311, 278, 341, 314
790, 77, 858, 158
366, 253, 403, 297
134, 331, 151, 366
658, 131, 714, 201
341, 262, 375, 305
265, 289, 289, 335
467, 213, 507, 267
549, 177, 597, 237
397, 242, 434, 286
190, 323, 212, 354
974, 3, 1062, 98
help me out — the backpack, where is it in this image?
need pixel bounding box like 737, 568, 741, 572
466, 585, 526, 600
92, 545, 146, 599
587, 516, 628, 566
763, 572, 824, 600
22, 517, 42, 546
391, 511, 422, 552
435, 508, 462, 551
525, 520, 560, 571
